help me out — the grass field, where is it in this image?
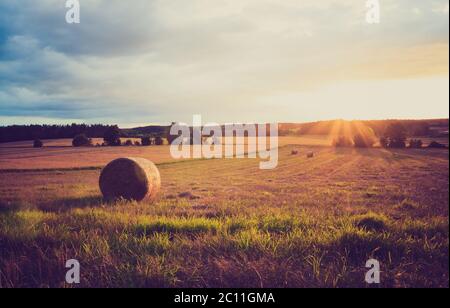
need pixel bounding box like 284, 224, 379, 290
0, 139, 449, 288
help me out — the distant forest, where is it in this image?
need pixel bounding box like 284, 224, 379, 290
1, 119, 448, 143
0, 124, 120, 143
279, 119, 449, 138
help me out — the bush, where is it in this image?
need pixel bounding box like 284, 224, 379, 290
33, 139, 43, 148
408, 139, 423, 149
155, 136, 164, 146
389, 139, 406, 148
72, 134, 92, 147
134, 141, 141, 146
104, 126, 121, 146
384, 123, 407, 148
428, 141, 447, 149
353, 134, 375, 148
333, 136, 353, 147
124, 140, 133, 146
141, 137, 152, 146
379, 137, 389, 148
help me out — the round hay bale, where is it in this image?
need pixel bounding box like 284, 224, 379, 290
307, 151, 314, 158
99, 157, 161, 202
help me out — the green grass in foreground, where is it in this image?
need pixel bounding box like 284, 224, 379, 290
0, 203, 448, 288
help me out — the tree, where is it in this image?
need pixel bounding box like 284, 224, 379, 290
155, 136, 164, 146
384, 123, 407, 148
72, 134, 92, 147
141, 136, 152, 146
333, 136, 353, 147
353, 134, 375, 148
408, 139, 423, 149
379, 137, 389, 148
33, 139, 43, 148
104, 126, 121, 146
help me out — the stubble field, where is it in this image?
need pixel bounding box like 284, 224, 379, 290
0, 138, 448, 288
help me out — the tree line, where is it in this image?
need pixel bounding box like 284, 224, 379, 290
279, 119, 448, 137
333, 123, 448, 149
0, 124, 120, 143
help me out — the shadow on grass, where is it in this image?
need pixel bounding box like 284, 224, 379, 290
38, 195, 105, 212
0, 201, 32, 213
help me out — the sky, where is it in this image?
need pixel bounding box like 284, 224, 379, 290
0, 0, 448, 127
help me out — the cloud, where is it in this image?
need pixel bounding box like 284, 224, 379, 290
0, 0, 448, 124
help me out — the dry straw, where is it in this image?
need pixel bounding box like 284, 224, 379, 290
99, 157, 161, 201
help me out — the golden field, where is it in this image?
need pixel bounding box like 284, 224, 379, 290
0, 137, 448, 287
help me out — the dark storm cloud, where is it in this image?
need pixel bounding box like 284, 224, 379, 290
0, 0, 163, 57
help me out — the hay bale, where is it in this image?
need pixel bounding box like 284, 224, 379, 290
291, 150, 299, 155
307, 151, 314, 158
99, 157, 161, 201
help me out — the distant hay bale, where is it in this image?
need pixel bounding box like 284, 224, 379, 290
33, 139, 43, 148
291, 149, 299, 155
307, 151, 314, 158
99, 157, 161, 202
